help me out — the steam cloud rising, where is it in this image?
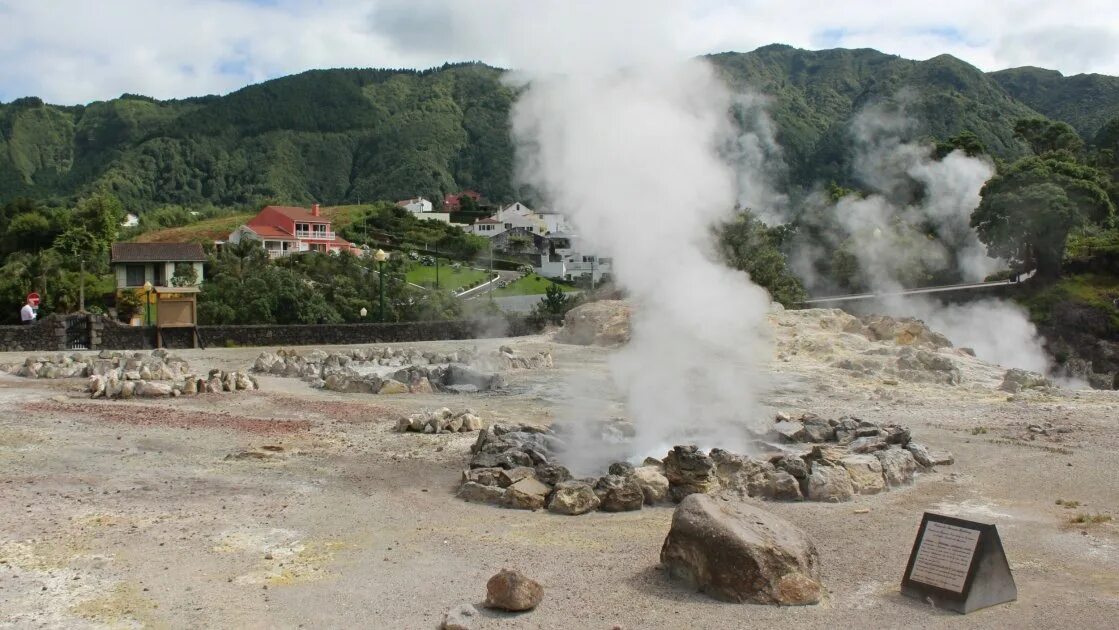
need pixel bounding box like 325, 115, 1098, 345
510, 61, 774, 471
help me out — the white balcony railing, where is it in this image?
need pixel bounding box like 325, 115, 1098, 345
295, 230, 335, 240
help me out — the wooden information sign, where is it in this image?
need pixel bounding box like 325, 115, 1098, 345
901, 512, 1017, 614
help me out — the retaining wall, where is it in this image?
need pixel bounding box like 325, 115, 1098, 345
1, 314, 540, 352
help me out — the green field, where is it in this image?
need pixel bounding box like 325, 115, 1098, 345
406, 263, 489, 291
493, 273, 575, 296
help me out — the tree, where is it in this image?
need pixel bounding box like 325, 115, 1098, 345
530, 283, 575, 325
934, 130, 988, 159
717, 211, 807, 306
1014, 118, 1084, 156
170, 263, 199, 287
971, 153, 1115, 277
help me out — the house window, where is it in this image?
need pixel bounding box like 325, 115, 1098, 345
125, 265, 146, 287
505, 223, 512, 229
153, 264, 165, 286
583, 256, 595, 263
296, 223, 308, 233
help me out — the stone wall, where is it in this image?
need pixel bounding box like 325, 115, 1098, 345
2, 314, 541, 351
0, 315, 66, 352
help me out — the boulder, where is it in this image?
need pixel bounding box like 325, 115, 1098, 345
440, 603, 478, 630
774, 454, 809, 480
408, 377, 434, 394
633, 466, 670, 504
484, 569, 544, 612
136, 381, 173, 398
547, 481, 601, 515
460, 413, 483, 432
555, 300, 632, 346
801, 415, 835, 443
710, 449, 774, 498
660, 494, 822, 605
503, 478, 551, 511
498, 467, 536, 488
848, 436, 887, 454
768, 470, 803, 501
458, 482, 506, 505
533, 464, 571, 486
378, 379, 409, 395
774, 421, 807, 442
875, 448, 917, 487
999, 368, 1051, 393
664, 445, 719, 502
608, 461, 635, 476
838, 455, 887, 495
806, 462, 854, 502
595, 474, 644, 512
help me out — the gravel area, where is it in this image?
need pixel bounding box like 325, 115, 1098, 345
1, 313, 1117, 629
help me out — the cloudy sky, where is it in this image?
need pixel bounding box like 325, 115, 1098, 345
1, 0, 1117, 104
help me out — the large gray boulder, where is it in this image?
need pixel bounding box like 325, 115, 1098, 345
547, 481, 600, 515
594, 474, 644, 512
660, 494, 823, 605
875, 448, 918, 487
555, 300, 632, 346
806, 462, 854, 502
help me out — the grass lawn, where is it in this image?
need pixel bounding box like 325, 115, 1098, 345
406, 263, 489, 291
493, 273, 576, 296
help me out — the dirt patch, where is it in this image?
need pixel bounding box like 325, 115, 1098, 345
265, 394, 396, 423
21, 401, 312, 435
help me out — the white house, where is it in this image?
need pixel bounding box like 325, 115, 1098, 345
536, 233, 613, 285
396, 197, 434, 214
469, 202, 553, 237
110, 242, 206, 290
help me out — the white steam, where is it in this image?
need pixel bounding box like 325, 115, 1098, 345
797, 103, 1049, 372
510, 61, 774, 471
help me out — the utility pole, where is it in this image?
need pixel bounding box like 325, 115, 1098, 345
489, 240, 494, 303
79, 258, 85, 312
434, 242, 440, 290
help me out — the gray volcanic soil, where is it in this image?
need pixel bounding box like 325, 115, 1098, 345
1, 310, 1117, 629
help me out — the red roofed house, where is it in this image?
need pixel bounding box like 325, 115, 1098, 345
227, 204, 362, 257
442, 190, 481, 211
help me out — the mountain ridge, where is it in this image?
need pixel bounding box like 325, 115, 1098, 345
1, 46, 1116, 210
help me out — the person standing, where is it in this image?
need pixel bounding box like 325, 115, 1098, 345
20, 296, 37, 325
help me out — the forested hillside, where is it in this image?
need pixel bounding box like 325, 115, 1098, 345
1, 46, 1117, 210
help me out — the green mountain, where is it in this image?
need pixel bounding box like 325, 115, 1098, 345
990, 66, 1119, 141
2, 46, 1117, 210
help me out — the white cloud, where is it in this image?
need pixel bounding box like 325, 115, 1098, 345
1, 0, 1117, 104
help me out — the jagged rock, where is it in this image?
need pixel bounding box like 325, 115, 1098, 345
633, 466, 670, 504
533, 464, 571, 486
119, 381, 136, 400
503, 478, 551, 510
806, 462, 854, 502
838, 455, 887, 495
660, 494, 822, 605
498, 467, 536, 488
458, 482, 506, 505
595, 474, 644, 512
801, 415, 835, 442
710, 449, 774, 498
664, 445, 719, 502
484, 569, 544, 612
462, 468, 504, 487
881, 424, 910, 445
896, 348, 962, 385
608, 461, 634, 476
774, 455, 809, 480
848, 436, 887, 454
768, 470, 803, 501
235, 372, 254, 391
875, 448, 917, 487
547, 481, 601, 515
774, 421, 807, 442
409, 377, 434, 394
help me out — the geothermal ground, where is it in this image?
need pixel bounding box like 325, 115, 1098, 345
1, 309, 1117, 629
